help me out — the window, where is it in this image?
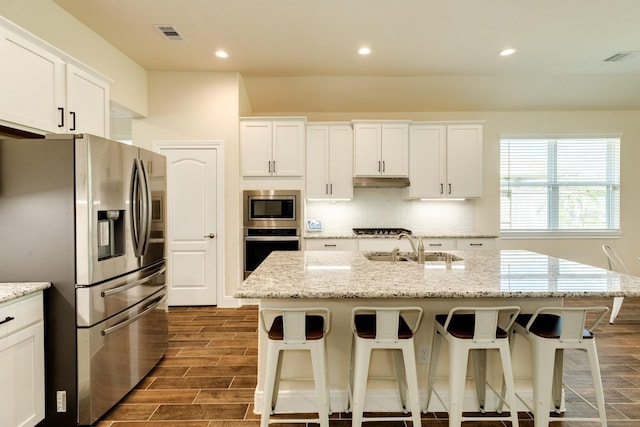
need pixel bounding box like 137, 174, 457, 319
500, 137, 620, 236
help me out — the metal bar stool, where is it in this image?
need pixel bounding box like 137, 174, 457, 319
508, 306, 609, 427
347, 306, 423, 427
424, 306, 521, 427
259, 307, 331, 427
602, 245, 629, 324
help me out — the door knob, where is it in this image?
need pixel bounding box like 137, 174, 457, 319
204, 233, 216, 239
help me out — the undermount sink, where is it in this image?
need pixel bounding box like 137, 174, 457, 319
424, 253, 464, 262
364, 252, 415, 262
364, 251, 463, 263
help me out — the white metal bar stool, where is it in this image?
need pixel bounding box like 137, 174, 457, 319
347, 306, 423, 427
509, 306, 609, 427
424, 306, 521, 427
259, 307, 331, 427
602, 245, 629, 324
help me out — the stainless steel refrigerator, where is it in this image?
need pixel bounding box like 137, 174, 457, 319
0, 134, 168, 426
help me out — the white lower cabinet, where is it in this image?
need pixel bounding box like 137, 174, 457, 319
0, 292, 45, 427
305, 239, 358, 251
422, 239, 457, 251
456, 238, 496, 250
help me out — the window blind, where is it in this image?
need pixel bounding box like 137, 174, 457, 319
500, 138, 620, 233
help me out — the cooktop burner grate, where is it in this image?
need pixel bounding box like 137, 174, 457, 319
352, 227, 412, 236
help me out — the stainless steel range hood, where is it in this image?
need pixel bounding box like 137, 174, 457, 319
353, 177, 410, 188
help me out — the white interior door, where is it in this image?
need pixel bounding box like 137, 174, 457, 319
154, 142, 223, 306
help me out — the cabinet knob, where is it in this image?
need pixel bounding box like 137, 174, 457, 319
204, 233, 216, 239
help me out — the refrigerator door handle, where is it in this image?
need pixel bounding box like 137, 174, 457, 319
131, 159, 151, 257
139, 159, 153, 256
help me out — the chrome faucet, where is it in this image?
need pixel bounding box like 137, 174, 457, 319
398, 233, 425, 263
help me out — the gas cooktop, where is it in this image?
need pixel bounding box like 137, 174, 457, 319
352, 227, 412, 236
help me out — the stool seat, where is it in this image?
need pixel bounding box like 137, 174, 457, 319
515, 313, 593, 340
268, 315, 325, 340
354, 313, 413, 339
435, 313, 509, 339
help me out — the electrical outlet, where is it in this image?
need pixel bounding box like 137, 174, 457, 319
56, 390, 67, 412
418, 345, 429, 364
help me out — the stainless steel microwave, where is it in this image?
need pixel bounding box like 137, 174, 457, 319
243, 190, 301, 228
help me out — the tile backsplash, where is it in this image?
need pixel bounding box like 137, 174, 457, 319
304, 188, 474, 234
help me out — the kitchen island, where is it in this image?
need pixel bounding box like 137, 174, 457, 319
234, 250, 640, 415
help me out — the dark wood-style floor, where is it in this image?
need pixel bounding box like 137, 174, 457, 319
95, 298, 640, 426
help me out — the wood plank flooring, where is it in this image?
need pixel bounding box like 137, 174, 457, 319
95, 298, 640, 426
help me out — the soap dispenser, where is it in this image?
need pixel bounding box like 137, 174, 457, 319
417, 237, 425, 263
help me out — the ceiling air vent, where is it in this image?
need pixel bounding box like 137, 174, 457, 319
603, 51, 637, 62
155, 25, 184, 41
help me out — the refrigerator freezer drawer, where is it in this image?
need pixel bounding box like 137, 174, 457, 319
76, 262, 165, 327
76, 287, 167, 426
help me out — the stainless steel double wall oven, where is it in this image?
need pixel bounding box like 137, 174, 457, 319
243, 190, 301, 278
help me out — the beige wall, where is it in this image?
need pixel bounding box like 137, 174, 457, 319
0, 0, 148, 116
133, 71, 243, 300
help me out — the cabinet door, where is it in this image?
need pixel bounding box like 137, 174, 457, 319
354, 123, 382, 176
272, 120, 305, 176
0, 322, 45, 427
380, 123, 409, 176
306, 126, 330, 198
66, 64, 109, 137
328, 126, 353, 199
446, 124, 483, 198
0, 27, 64, 133
241, 121, 273, 176
409, 125, 447, 198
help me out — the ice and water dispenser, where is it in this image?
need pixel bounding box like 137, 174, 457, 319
97, 210, 125, 260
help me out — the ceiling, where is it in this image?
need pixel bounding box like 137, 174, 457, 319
52, 0, 640, 112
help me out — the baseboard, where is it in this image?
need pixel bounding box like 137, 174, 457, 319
252, 385, 538, 415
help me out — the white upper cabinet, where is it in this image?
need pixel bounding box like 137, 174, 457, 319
66, 64, 110, 136
241, 118, 305, 176
353, 121, 409, 177
0, 17, 111, 136
409, 123, 483, 198
0, 25, 65, 133
306, 124, 353, 199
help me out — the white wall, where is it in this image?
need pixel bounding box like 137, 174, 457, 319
133, 71, 243, 301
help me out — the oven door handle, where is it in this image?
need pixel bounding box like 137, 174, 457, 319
245, 236, 300, 241
101, 294, 165, 336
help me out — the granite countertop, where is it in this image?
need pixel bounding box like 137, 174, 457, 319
0, 282, 50, 304
233, 249, 640, 299
304, 233, 498, 239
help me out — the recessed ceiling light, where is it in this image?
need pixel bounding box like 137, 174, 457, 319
215, 50, 228, 58
358, 47, 371, 55
500, 48, 517, 56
